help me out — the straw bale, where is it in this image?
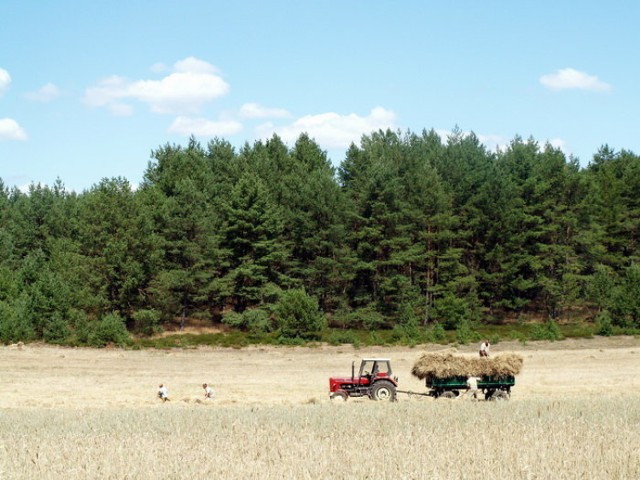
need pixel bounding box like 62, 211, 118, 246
411, 351, 523, 381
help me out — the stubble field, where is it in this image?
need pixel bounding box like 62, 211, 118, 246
1, 337, 639, 479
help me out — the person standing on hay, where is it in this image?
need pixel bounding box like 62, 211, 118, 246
158, 384, 170, 402
458, 376, 481, 400
203, 383, 215, 400
479, 340, 490, 357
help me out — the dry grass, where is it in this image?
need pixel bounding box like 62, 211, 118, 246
1, 337, 640, 478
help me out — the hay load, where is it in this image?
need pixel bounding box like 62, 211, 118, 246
411, 351, 524, 381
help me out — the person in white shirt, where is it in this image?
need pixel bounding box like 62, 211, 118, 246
158, 384, 170, 402
203, 383, 215, 400
458, 376, 480, 400
479, 340, 490, 357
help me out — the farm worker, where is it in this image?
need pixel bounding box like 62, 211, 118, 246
458, 376, 480, 400
203, 383, 215, 400
158, 384, 170, 402
479, 340, 490, 357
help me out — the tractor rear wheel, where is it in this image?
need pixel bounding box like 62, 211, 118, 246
370, 381, 396, 401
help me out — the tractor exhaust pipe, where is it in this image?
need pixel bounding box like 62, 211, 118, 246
352, 361, 355, 381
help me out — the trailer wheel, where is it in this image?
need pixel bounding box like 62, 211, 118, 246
490, 390, 509, 401
439, 391, 457, 399
370, 381, 396, 401
330, 391, 348, 402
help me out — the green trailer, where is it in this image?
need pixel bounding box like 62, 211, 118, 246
427, 375, 515, 400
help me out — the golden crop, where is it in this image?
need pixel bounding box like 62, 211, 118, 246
1, 398, 639, 479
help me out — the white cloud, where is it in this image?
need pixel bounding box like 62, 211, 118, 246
442, 130, 571, 156
239, 103, 291, 119
168, 116, 243, 137
25, 83, 61, 102
540, 68, 611, 92
18, 183, 32, 194
436, 128, 510, 153
174, 57, 219, 74
0, 68, 11, 95
150, 62, 168, 73
108, 103, 134, 116
478, 133, 509, 152
547, 138, 568, 153
257, 107, 397, 148
84, 75, 126, 107
0, 118, 28, 141
84, 57, 230, 115
488, 135, 570, 156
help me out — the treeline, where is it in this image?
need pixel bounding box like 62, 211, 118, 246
1, 129, 639, 345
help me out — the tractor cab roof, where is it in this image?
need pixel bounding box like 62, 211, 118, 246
361, 358, 391, 362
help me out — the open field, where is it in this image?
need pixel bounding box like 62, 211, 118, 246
1, 337, 640, 478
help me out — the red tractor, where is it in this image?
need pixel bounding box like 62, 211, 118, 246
329, 358, 398, 401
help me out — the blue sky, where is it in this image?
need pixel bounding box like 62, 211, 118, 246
1, 1, 638, 192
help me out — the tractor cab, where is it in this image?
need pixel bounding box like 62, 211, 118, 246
358, 358, 393, 384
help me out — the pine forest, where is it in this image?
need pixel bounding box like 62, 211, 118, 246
1, 129, 639, 346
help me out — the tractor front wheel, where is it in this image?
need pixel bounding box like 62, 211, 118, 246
330, 391, 348, 402
370, 381, 397, 401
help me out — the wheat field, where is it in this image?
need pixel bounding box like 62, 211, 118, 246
1, 337, 640, 479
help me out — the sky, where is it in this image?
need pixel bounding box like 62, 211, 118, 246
1, 1, 639, 192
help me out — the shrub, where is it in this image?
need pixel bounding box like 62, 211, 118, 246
328, 308, 352, 329
397, 303, 420, 340
90, 312, 130, 347
595, 310, 614, 337
353, 307, 386, 330
363, 331, 381, 347
509, 331, 528, 346
223, 308, 272, 334
609, 265, 640, 328
390, 324, 407, 344
69, 310, 92, 345
531, 319, 563, 341
433, 293, 469, 330
132, 309, 162, 336
260, 282, 283, 305
588, 264, 616, 311
242, 308, 272, 334
327, 329, 358, 346
0, 296, 35, 344
42, 312, 70, 344
329, 307, 389, 331
455, 319, 479, 345
222, 311, 244, 329
276, 336, 306, 346
429, 322, 447, 343
275, 289, 326, 340
390, 321, 424, 346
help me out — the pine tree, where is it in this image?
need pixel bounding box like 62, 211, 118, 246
142, 140, 225, 322
218, 173, 293, 311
